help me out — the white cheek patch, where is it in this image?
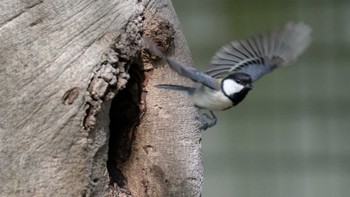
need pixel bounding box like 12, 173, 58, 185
222, 79, 244, 96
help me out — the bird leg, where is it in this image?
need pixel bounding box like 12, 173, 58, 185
199, 110, 217, 130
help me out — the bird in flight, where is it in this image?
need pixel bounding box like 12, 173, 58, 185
143, 22, 312, 130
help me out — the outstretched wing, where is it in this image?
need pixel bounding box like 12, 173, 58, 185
143, 38, 220, 90
207, 22, 312, 81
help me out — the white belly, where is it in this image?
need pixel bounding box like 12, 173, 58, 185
191, 86, 233, 111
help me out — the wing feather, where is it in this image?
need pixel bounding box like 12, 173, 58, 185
209, 22, 312, 81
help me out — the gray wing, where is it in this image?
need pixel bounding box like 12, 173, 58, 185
207, 22, 312, 81
143, 38, 220, 90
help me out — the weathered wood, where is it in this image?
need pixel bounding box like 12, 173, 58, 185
0, 0, 202, 196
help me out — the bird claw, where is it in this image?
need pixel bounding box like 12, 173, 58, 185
199, 111, 217, 130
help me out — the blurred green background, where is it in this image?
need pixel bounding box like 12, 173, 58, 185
172, 0, 350, 196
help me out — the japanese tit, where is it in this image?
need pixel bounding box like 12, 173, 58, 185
143, 22, 312, 129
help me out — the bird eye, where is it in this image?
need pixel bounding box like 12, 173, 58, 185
236, 79, 241, 84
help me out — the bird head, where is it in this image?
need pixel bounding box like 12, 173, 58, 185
221, 72, 252, 105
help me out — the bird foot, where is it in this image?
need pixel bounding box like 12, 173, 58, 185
198, 111, 217, 130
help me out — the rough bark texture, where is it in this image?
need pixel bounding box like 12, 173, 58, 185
0, 0, 202, 196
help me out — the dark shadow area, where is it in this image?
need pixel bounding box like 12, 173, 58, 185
107, 62, 144, 188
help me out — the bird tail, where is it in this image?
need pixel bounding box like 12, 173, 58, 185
155, 84, 196, 95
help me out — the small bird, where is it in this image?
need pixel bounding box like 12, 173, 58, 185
143, 22, 312, 130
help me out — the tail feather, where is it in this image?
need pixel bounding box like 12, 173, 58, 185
155, 84, 196, 95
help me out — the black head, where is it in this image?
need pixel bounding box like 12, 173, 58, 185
221, 72, 253, 106
229, 72, 252, 88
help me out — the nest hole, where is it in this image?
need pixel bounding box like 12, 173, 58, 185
107, 62, 144, 188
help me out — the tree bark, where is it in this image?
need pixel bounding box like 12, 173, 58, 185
0, 0, 202, 196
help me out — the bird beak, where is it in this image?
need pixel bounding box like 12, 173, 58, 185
246, 84, 253, 90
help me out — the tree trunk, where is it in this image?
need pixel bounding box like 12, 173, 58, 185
0, 0, 202, 196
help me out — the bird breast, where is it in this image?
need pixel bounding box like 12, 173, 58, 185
191, 85, 233, 111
